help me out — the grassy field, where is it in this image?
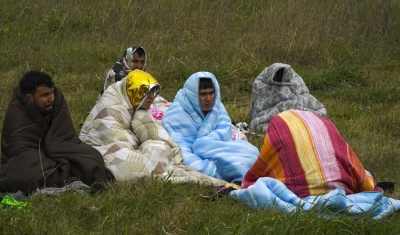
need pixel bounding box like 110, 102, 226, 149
1, 0, 400, 234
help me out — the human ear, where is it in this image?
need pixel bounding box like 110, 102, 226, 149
26, 94, 33, 102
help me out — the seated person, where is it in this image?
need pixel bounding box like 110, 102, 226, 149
98, 46, 169, 122
80, 70, 226, 185
249, 63, 327, 133
0, 71, 107, 193
100, 46, 147, 96
161, 71, 259, 183
242, 109, 382, 198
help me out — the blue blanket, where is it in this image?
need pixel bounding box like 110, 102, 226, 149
162, 72, 259, 182
230, 177, 400, 220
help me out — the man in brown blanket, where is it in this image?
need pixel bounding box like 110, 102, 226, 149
0, 71, 108, 193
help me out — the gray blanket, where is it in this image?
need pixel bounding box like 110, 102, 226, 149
249, 63, 327, 132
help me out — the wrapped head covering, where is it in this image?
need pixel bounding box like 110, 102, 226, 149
126, 70, 160, 110
122, 46, 147, 72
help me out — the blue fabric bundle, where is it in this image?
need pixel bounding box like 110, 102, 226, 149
230, 177, 400, 220
162, 72, 259, 182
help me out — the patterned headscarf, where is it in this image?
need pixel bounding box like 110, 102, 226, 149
122, 46, 147, 72
126, 70, 160, 110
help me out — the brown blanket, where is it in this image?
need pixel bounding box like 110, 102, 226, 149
0, 85, 107, 193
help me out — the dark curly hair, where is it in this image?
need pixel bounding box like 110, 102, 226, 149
19, 71, 54, 95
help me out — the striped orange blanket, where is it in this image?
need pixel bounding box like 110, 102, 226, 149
242, 110, 381, 198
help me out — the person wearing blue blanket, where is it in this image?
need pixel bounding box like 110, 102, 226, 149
161, 71, 259, 183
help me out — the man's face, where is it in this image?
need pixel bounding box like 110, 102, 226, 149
140, 88, 156, 110
132, 52, 145, 70
26, 86, 55, 115
199, 87, 215, 113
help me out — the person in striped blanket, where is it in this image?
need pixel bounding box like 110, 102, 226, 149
161, 72, 259, 183
241, 109, 382, 198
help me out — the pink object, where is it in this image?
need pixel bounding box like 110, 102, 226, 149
151, 106, 164, 120
231, 125, 248, 141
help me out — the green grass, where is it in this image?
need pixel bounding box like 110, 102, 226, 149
1, 0, 400, 233
2, 181, 400, 234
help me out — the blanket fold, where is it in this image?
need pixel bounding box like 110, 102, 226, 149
162, 72, 259, 182
0, 85, 107, 193
80, 79, 226, 186
242, 110, 379, 198
249, 63, 327, 132
230, 177, 400, 220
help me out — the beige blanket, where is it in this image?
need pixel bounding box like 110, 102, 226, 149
80, 79, 226, 186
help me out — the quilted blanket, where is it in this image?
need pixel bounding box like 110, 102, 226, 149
80, 78, 226, 186
231, 177, 400, 220
161, 72, 259, 182
249, 63, 327, 132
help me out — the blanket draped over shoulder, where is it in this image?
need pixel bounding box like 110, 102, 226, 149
80, 79, 226, 186
101, 46, 147, 96
0, 85, 107, 193
242, 110, 380, 198
249, 63, 327, 132
161, 72, 259, 182
230, 177, 400, 220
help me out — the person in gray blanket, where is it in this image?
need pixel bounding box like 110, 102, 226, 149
249, 63, 327, 132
